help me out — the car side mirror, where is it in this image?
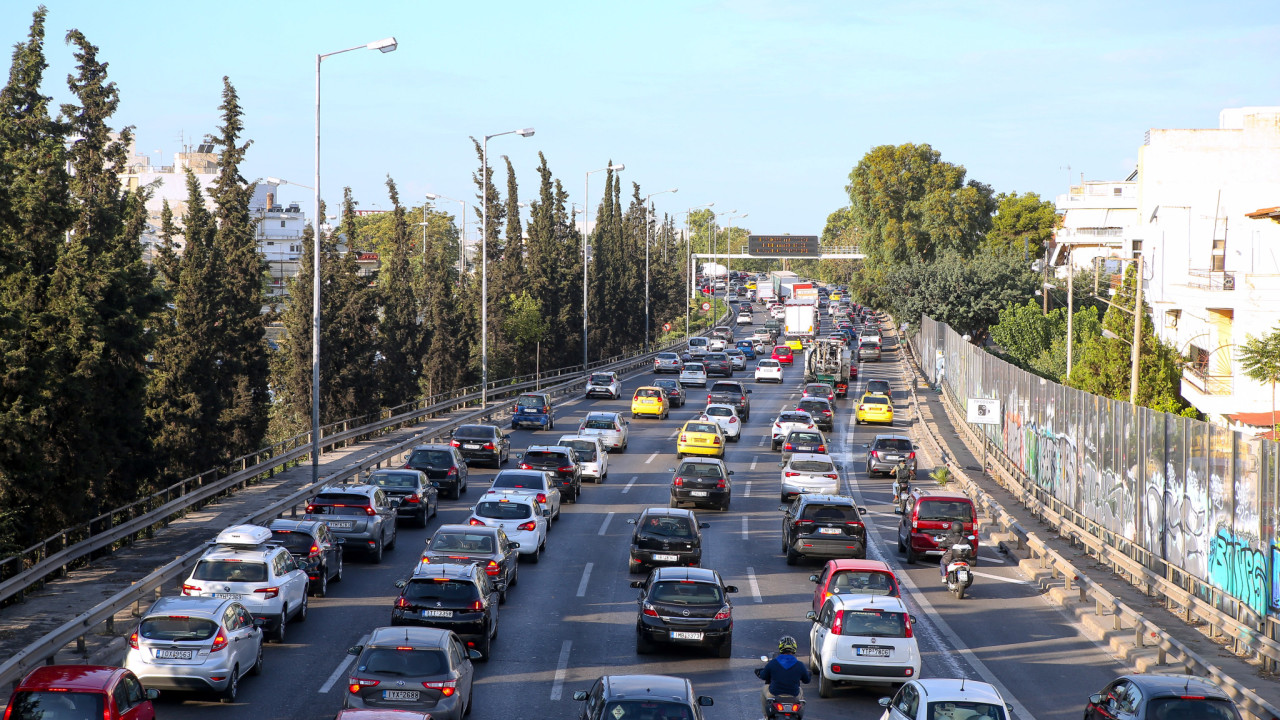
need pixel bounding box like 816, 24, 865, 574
1089, 694, 1103, 706
572, 691, 589, 702
630, 580, 645, 589
253, 618, 266, 627
509, 542, 521, 549
394, 579, 407, 588
778, 504, 788, 511
348, 645, 363, 655
699, 522, 710, 529
878, 698, 892, 708
145, 688, 160, 700
778, 462, 786, 468
1007, 704, 1015, 712
667, 468, 676, 472
806, 611, 818, 621
724, 585, 739, 593
910, 614, 918, 623
808, 574, 820, 583
859, 507, 868, 515
543, 509, 552, 517
627, 518, 637, 525
697, 696, 714, 707
728, 470, 735, 475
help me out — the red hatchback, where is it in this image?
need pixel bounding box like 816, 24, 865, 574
771, 345, 794, 364
6, 665, 157, 720
808, 559, 901, 614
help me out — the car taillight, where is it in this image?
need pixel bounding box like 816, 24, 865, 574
642, 603, 659, 617
904, 613, 914, 638
859, 405, 867, 411
450, 440, 461, 448
128, 631, 138, 649
680, 434, 688, 442
784, 444, 793, 451
784, 472, 799, 477
395, 597, 410, 608
824, 473, 839, 479
818, 445, 826, 452
402, 463, 411, 469
211, 628, 229, 652
361, 506, 374, 516
485, 560, 500, 575
673, 477, 684, 486
870, 450, 880, 460
254, 587, 280, 599
405, 493, 420, 504
470, 600, 485, 611
806, 423, 814, 429
774, 422, 781, 428
714, 606, 731, 620
517, 521, 536, 531
309, 544, 320, 555
558, 466, 574, 473
469, 518, 486, 526
908, 452, 916, 460
483, 442, 495, 450
446, 466, 458, 476
519, 463, 532, 469
795, 519, 813, 526
832, 609, 844, 635
423, 680, 457, 696
729, 417, 737, 423
181, 583, 199, 595
716, 479, 726, 489
305, 504, 316, 514
712, 437, 721, 445
349, 678, 380, 693
536, 493, 547, 503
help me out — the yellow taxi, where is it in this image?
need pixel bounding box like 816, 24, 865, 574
830, 292, 842, 302
854, 391, 894, 425
785, 338, 804, 351
746, 281, 757, 290
676, 419, 725, 458
630, 386, 670, 420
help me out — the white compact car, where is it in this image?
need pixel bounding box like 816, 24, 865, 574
578, 411, 630, 451
736, 310, 753, 324
781, 453, 841, 499
878, 679, 1013, 720
125, 595, 264, 702
771, 410, 817, 451
698, 404, 743, 443
755, 359, 784, 383
725, 348, 748, 370
468, 491, 547, 561
557, 435, 609, 482
808, 595, 921, 698
489, 469, 562, 521
708, 337, 726, 352
680, 362, 708, 387
585, 371, 622, 400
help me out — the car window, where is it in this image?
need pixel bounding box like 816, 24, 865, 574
526, 450, 570, 463
123, 675, 144, 706
867, 382, 891, 394
270, 530, 316, 553
368, 472, 419, 488
926, 701, 1006, 720
409, 449, 454, 468
477, 501, 533, 520
140, 615, 219, 641
584, 418, 617, 430
454, 426, 495, 439
193, 560, 268, 582
1146, 698, 1236, 720
839, 608, 909, 637
516, 395, 547, 408
589, 373, 614, 384
560, 440, 598, 461
917, 500, 973, 522
429, 532, 495, 553
654, 380, 680, 391
359, 648, 447, 676
779, 412, 811, 424
861, 396, 890, 406
704, 407, 733, 417
635, 388, 663, 398
831, 571, 896, 596
788, 432, 823, 444
604, 701, 692, 720
875, 439, 913, 452
404, 579, 480, 602
790, 460, 835, 473
113, 683, 132, 713
686, 422, 719, 434
678, 462, 724, 478
492, 473, 545, 490
649, 581, 723, 604
800, 504, 858, 522
641, 516, 694, 538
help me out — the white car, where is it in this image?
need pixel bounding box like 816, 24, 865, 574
687, 336, 709, 358
770, 305, 786, 319
578, 411, 630, 451
780, 452, 840, 499
808, 595, 921, 697
879, 679, 1012, 720
680, 362, 708, 387
725, 348, 748, 370
708, 337, 726, 352
698, 404, 743, 443
557, 435, 609, 482
489, 469, 561, 521
754, 359, 784, 383
468, 491, 547, 560
771, 409, 817, 451
585, 371, 621, 399
736, 310, 753, 324
181, 525, 309, 643
125, 595, 264, 702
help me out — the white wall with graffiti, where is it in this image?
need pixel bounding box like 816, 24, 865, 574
915, 315, 1280, 622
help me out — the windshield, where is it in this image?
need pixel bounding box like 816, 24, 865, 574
799, 401, 831, 413
918, 501, 973, 522
589, 373, 614, 384
788, 432, 823, 444
830, 571, 896, 596
270, 530, 316, 553
677, 463, 725, 478
8, 692, 105, 720
640, 516, 694, 538
359, 648, 447, 677
654, 380, 680, 391
1146, 698, 1239, 720
861, 396, 889, 405
802, 504, 858, 522
926, 702, 1006, 720
428, 532, 495, 553
193, 560, 268, 582
453, 426, 495, 440
408, 449, 454, 469
477, 501, 533, 520
525, 450, 570, 465
404, 579, 479, 603
516, 395, 546, 408
492, 472, 544, 490
649, 581, 723, 604
140, 615, 219, 641
683, 364, 705, 372
560, 440, 598, 462
686, 422, 719, 434
603, 701, 692, 720
584, 418, 618, 430
368, 472, 418, 488
705, 407, 734, 418
790, 460, 835, 473
875, 439, 913, 452
838, 609, 909, 637
758, 360, 779, 367
779, 413, 812, 424
635, 388, 663, 398
688, 338, 707, 346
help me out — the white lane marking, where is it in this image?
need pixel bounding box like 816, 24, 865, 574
980, 553, 1008, 565
757, 434, 767, 447
750, 456, 759, 470
970, 570, 1027, 585
623, 476, 638, 494
645, 452, 658, 464
668, 430, 679, 439
744, 481, 752, 498
746, 566, 763, 603
576, 563, 594, 597
319, 633, 368, 693
549, 640, 572, 700
598, 512, 614, 536
741, 515, 749, 539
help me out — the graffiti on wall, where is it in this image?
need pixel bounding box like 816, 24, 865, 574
1272, 544, 1280, 615
1208, 530, 1269, 618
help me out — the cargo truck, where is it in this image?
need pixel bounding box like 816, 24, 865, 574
783, 302, 817, 344
804, 338, 854, 398
792, 283, 819, 304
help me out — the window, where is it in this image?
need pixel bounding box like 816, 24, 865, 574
1165, 309, 1181, 329
280, 220, 286, 227
1113, 187, 1123, 196
895, 684, 920, 717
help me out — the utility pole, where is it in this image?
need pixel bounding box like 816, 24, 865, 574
1129, 255, 1144, 407
1042, 247, 1050, 314
1066, 251, 1074, 377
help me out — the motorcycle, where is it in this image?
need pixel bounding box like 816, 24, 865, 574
943, 540, 975, 599
755, 655, 805, 720
891, 475, 910, 514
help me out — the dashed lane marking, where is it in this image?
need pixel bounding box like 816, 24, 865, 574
549, 640, 572, 700
576, 563, 594, 597
319, 633, 368, 693
623, 476, 638, 494
741, 515, 749, 539
750, 456, 758, 470
598, 512, 614, 536
746, 566, 763, 602
645, 452, 658, 464
744, 481, 752, 498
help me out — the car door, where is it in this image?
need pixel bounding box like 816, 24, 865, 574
374, 489, 394, 542
315, 524, 338, 576
498, 530, 519, 579
810, 600, 833, 661
451, 634, 475, 704
453, 448, 469, 483
544, 477, 562, 516
235, 603, 262, 663
113, 674, 150, 720
495, 429, 509, 458
812, 564, 832, 613
1088, 680, 1131, 720
277, 550, 307, 614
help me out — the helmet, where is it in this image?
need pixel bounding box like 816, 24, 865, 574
950, 521, 964, 534
778, 636, 799, 653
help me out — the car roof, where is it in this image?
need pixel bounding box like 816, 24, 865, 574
830, 594, 909, 612
602, 674, 692, 700
367, 625, 451, 648
788, 453, 834, 463
411, 443, 455, 452
824, 558, 893, 574
434, 523, 499, 537
411, 561, 479, 579
1122, 674, 1233, 699
18, 665, 125, 692
268, 518, 327, 534
914, 490, 972, 502
912, 678, 1005, 703
639, 507, 697, 519
650, 566, 722, 584
144, 595, 236, 619
677, 457, 726, 467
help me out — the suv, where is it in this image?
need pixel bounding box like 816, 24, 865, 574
779, 494, 868, 565
450, 425, 510, 468
304, 484, 400, 562
578, 411, 629, 452
653, 352, 684, 374
897, 489, 977, 565
627, 508, 709, 573
632, 566, 738, 657
1083, 675, 1243, 720
392, 562, 500, 659
344, 626, 479, 719
268, 518, 343, 597
807, 594, 920, 697
7, 666, 158, 720
404, 444, 470, 499
585, 371, 622, 399
423, 524, 520, 598
367, 468, 438, 528
669, 457, 733, 510
797, 397, 834, 431
125, 596, 264, 702
558, 435, 609, 482
572, 675, 714, 720
182, 525, 310, 642
866, 434, 916, 477
512, 392, 555, 430
702, 352, 733, 377
707, 380, 752, 420
518, 445, 582, 502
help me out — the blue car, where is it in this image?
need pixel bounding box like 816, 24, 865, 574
512, 392, 555, 430
735, 341, 757, 359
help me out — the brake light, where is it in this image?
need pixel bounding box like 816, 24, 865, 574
729, 417, 737, 423
128, 631, 138, 649
211, 628, 229, 652
558, 466, 574, 473
254, 587, 280, 599
795, 519, 814, 526
818, 445, 826, 452
535, 493, 547, 503
774, 423, 781, 428
395, 597, 410, 608
310, 544, 320, 555
450, 440, 461, 448
1179, 696, 1207, 701
364, 506, 376, 516
447, 467, 458, 476
904, 613, 914, 638
305, 505, 316, 514
517, 521, 536, 531
714, 606, 731, 620
784, 472, 800, 477
716, 479, 726, 489
519, 463, 532, 469
832, 609, 844, 635
485, 560, 500, 575
405, 493, 421, 504
870, 450, 879, 460
784, 444, 793, 451
859, 405, 867, 411
470, 600, 485, 611
680, 435, 688, 442
673, 477, 684, 486
402, 463, 411, 469
824, 473, 839, 479
712, 437, 721, 445
349, 678, 380, 693
908, 452, 915, 460
423, 680, 457, 696
642, 603, 659, 617
468, 518, 486, 526
181, 583, 199, 595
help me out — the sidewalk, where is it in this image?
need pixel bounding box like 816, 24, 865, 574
890, 326, 1280, 716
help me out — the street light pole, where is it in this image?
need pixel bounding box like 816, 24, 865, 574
1130, 254, 1144, 407
481, 128, 535, 408
584, 163, 624, 368
312, 36, 397, 485
642, 188, 678, 351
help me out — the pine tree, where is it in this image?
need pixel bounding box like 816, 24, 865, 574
155, 199, 180, 288
378, 176, 422, 409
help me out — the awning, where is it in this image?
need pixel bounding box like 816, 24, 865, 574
1245, 206, 1280, 223
1061, 208, 1112, 228
1228, 411, 1278, 426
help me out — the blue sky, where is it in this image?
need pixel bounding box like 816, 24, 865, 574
5, 0, 1278, 236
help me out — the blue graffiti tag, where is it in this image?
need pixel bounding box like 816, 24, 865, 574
1207, 530, 1269, 618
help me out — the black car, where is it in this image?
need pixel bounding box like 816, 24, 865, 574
865, 380, 891, 396
391, 562, 500, 660
702, 352, 733, 377
519, 446, 582, 502
366, 468, 439, 527
632, 566, 738, 657
781, 429, 828, 459
268, 518, 343, 597
653, 378, 686, 408
451, 425, 510, 469
421, 524, 520, 600
779, 494, 868, 565
405, 443, 470, 500
573, 675, 714, 720
1084, 674, 1242, 720
797, 397, 834, 431
627, 508, 709, 574
669, 458, 732, 511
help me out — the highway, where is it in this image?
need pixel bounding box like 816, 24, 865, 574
148, 302, 1126, 720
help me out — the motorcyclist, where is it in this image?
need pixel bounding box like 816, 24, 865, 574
939, 521, 969, 583
758, 635, 811, 714
892, 460, 912, 512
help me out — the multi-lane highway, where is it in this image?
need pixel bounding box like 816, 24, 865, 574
151, 301, 1125, 720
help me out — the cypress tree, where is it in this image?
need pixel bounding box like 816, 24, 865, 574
330, 189, 381, 420
419, 203, 463, 397
466, 138, 508, 381
378, 176, 421, 409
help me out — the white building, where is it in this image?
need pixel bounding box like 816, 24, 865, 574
1052, 178, 1140, 270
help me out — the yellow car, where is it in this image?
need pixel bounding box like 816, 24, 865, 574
854, 392, 894, 425
785, 338, 804, 351
676, 419, 725, 458
746, 281, 757, 290
631, 386, 670, 419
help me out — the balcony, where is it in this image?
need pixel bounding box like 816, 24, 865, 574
1183, 364, 1233, 396
1185, 269, 1236, 291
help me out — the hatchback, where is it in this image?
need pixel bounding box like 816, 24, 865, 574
803, 383, 836, 404
772, 410, 816, 451
736, 309, 753, 324
703, 352, 733, 377
698, 404, 742, 443
859, 341, 882, 362
897, 490, 977, 565
512, 392, 555, 430
126, 596, 263, 703
450, 425, 510, 468
392, 562, 500, 660
7, 666, 158, 720
632, 566, 738, 657
797, 397, 835, 431
809, 559, 901, 614
780, 429, 828, 461
780, 494, 868, 564
755, 359, 784, 383
518, 445, 582, 502
468, 491, 546, 568
807, 595, 920, 696
304, 485, 400, 562
668, 457, 733, 511
268, 518, 343, 597
422, 524, 520, 597
653, 352, 684, 374
735, 340, 757, 359
578, 411, 630, 452
1082, 674, 1242, 720
489, 469, 562, 520
865, 380, 892, 396
879, 678, 1013, 720
855, 393, 894, 425
780, 453, 841, 501
344, 626, 479, 720
366, 469, 438, 528
653, 378, 687, 408
572, 674, 714, 720
557, 435, 609, 482
772, 345, 794, 364
866, 435, 916, 477
682, 363, 709, 390
676, 419, 725, 459
630, 386, 670, 419
627, 508, 709, 572
404, 444, 469, 500
585, 371, 622, 400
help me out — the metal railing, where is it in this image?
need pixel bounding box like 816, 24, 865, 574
1183, 366, 1235, 396
1186, 268, 1237, 291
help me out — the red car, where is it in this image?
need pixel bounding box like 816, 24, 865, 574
808, 559, 901, 614
771, 345, 794, 364
7, 665, 158, 720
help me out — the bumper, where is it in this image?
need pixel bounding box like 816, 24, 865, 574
756, 373, 783, 382
671, 488, 730, 506
512, 414, 552, 428
345, 692, 464, 719
632, 404, 666, 416
677, 443, 724, 458
781, 479, 839, 497
458, 449, 500, 463
655, 364, 683, 373
856, 412, 892, 424
638, 620, 731, 646
585, 388, 617, 398
869, 460, 915, 475
130, 669, 234, 693
390, 613, 487, 643
395, 501, 428, 518
630, 548, 701, 568
823, 661, 918, 683
679, 378, 707, 387
580, 463, 603, 479
789, 536, 867, 559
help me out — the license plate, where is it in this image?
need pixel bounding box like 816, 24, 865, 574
652, 554, 678, 562
383, 690, 421, 701
818, 527, 841, 535
156, 649, 193, 659
885, 455, 900, 461
798, 446, 815, 451
690, 491, 708, 497
670, 631, 704, 641
327, 521, 353, 529
957, 569, 970, 581
212, 593, 243, 599
422, 609, 453, 618
464, 444, 480, 449
856, 646, 891, 657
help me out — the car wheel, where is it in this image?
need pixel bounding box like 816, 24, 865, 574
220, 665, 239, 703
417, 508, 429, 528
905, 541, 918, 564
333, 555, 343, 583
371, 540, 384, 564
717, 635, 732, 659
274, 613, 287, 644
636, 628, 655, 655
476, 628, 492, 662
817, 667, 835, 699
785, 547, 800, 565
313, 568, 328, 598
386, 526, 398, 551
249, 641, 264, 676
528, 543, 541, 564
549, 419, 554, 430
295, 594, 308, 622
464, 683, 474, 717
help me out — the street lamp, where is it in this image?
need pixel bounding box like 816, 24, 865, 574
481, 128, 534, 408
426, 193, 467, 275
312, 36, 397, 484
643, 188, 678, 350
584, 163, 624, 368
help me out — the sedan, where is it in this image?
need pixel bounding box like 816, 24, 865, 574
780, 453, 841, 500
735, 341, 757, 360
703, 353, 733, 377
754, 359, 784, 383
653, 378, 686, 408
366, 469, 439, 528
771, 410, 817, 451
344, 626, 478, 720
854, 393, 894, 425
468, 492, 546, 567
680, 362, 708, 388
632, 566, 738, 657
421, 524, 520, 598
1082, 674, 1242, 720
771, 345, 794, 364
697, 404, 742, 443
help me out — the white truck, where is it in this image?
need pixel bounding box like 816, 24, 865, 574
756, 284, 777, 304
784, 302, 817, 343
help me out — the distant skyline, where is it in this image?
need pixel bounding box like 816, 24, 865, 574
4, 0, 1277, 237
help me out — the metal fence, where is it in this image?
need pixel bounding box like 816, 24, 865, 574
914, 315, 1280, 630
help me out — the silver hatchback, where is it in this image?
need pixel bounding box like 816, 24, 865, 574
578, 411, 630, 452
345, 626, 480, 720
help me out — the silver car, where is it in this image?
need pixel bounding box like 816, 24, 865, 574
725, 348, 748, 370
578, 411, 630, 452
344, 626, 479, 720
125, 596, 263, 703
653, 352, 684, 374
557, 435, 609, 482
780, 453, 841, 501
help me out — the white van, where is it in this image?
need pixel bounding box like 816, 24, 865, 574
688, 337, 709, 358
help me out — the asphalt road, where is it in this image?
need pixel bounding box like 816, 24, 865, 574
148, 300, 1124, 720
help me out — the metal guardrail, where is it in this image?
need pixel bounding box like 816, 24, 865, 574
896, 328, 1280, 720
0, 315, 728, 690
